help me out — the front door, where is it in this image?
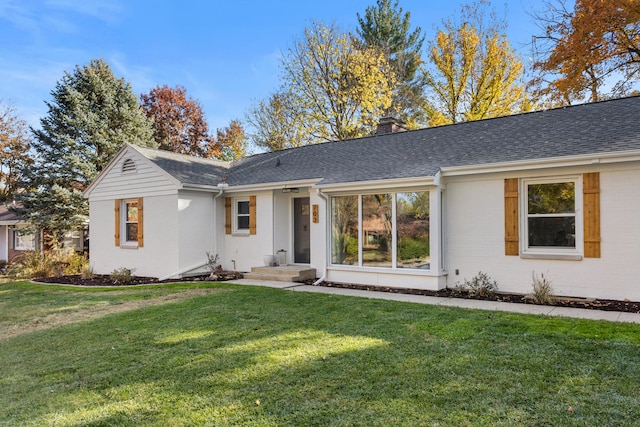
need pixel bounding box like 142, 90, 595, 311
293, 197, 310, 263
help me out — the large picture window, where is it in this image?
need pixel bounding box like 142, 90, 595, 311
331, 195, 358, 265
331, 191, 430, 269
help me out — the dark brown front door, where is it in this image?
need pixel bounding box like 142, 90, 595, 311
293, 197, 310, 263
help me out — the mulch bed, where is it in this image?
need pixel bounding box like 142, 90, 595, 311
315, 281, 640, 314
33, 275, 640, 314
34, 272, 243, 287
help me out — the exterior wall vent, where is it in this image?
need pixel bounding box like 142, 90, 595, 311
121, 158, 137, 174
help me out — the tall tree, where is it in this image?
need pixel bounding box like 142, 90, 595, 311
425, 1, 529, 125
532, 0, 640, 104
206, 119, 247, 161
0, 101, 32, 202
246, 91, 315, 151
282, 22, 395, 142
16, 58, 155, 246
140, 85, 212, 157
357, 0, 428, 127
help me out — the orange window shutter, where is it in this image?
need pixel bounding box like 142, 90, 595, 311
137, 197, 144, 248
114, 199, 121, 246
249, 195, 257, 235
504, 178, 519, 256
583, 172, 600, 258
225, 197, 232, 234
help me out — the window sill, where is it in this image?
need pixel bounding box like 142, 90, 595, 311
520, 252, 582, 261
120, 244, 139, 249
231, 231, 250, 237
328, 264, 444, 276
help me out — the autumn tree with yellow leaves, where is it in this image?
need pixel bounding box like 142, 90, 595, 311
532, 0, 640, 104
425, 1, 530, 126
248, 22, 395, 150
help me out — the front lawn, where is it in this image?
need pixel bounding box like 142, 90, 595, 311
1, 281, 639, 426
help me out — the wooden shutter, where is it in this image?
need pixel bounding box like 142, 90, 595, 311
504, 178, 519, 256
137, 197, 144, 248
249, 195, 257, 235
114, 199, 121, 246
583, 172, 600, 258
225, 197, 232, 234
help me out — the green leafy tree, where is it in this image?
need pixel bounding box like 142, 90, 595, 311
356, 0, 428, 127
425, 1, 530, 125
0, 101, 32, 202
16, 58, 155, 246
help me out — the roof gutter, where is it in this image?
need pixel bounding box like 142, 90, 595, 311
314, 176, 436, 193
440, 149, 640, 177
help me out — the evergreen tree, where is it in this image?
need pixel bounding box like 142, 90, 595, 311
16, 58, 155, 246
357, 0, 428, 127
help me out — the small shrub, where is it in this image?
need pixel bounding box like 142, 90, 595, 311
530, 271, 554, 304
0, 259, 7, 272
205, 252, 222, 277
7, 251, 56, 279
457, 271, 498, 297
110, 267, 135, 284
81, 265, 95, 280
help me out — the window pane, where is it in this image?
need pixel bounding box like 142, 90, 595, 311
126, 203, 138, 221
237, 201, 250, 215
362, 194, 392, 267
528, 183, 575, 214
126, 223, 139, 242
528, 217, 575, 247
331, 195, 358, 265
237, 215, 250, 230
397, 192, 430, 269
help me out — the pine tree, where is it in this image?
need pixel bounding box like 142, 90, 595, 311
16, 58, 155, 246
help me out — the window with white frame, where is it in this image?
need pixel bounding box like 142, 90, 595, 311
234, 198, 250, 233
12, 227, 36, 251
522, 177, 582, 256
123, 199, 139, 245
331, 191, 430, 269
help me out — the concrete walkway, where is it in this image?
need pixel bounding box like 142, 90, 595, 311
228, 278, 640, 324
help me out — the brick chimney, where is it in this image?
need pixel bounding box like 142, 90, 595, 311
376, 116, 407, 135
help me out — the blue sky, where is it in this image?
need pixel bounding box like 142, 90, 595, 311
1, 0, 542, 135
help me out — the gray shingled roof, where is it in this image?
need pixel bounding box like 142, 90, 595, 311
132, 146, 231, 187
136, 96, 640, 187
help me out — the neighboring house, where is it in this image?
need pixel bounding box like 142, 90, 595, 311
0, 204, 39, 263
84, 96, 640, 300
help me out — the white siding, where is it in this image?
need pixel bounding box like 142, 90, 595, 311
445, 163, 640, 300
177, 191, 215, 275
309, 190, 327, 277
88, 147, 178, 201
89, 195, 179, 278
222, 192, 273, 272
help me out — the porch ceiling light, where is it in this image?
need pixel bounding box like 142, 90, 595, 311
282, 187, 299, 193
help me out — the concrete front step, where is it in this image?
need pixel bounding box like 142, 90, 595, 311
244, 265, 316, 283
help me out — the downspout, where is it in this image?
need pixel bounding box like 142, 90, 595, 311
213, 183, 228, 265
312, 188, 328, 286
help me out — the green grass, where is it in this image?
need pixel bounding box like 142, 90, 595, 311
1, 281, 640, 426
